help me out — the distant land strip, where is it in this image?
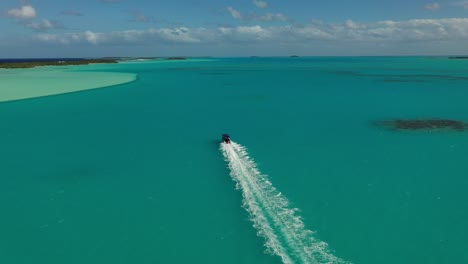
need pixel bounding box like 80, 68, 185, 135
0, 57, 192, 69
0, 59, 118, 69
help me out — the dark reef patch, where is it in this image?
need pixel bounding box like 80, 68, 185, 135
375, 119, 468, 132
379, 79, 427, 83
332, 71, 468, 81
200, 72, 229, 75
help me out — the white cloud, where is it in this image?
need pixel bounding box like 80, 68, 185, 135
7, 5, 36, 19
344, 20, 365, 29
253, 0, 268, 9
452, 1, 468, 9
25, 19, 62, 31
36, 33, 71, 44
36, 27, 206, 45
34, 18, 468, 46
6, 4, 65, 32
425, 3, 441, 10
227, 7, 242, 19
226, 3, 286, 22
257, 13, 288, 21
156, 27, 202, 43
219, 25, 272, 41
85, 31, 101, 44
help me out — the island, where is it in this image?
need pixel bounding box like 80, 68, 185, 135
166, 57, 187, 60
0, 59, 118, 69
111, 57, 159, 61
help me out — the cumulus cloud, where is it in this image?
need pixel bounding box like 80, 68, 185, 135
253, 0, 268, 9
85, 31, 101, 44
5, 3, 64, 32
257, 13, 288, 21
218, 25, 272, 41
452, 1, 468, 9
36, 27, 206, 45
34, 18, 468, 46
6, 5, 36, 19
225, 5, 288, 22
425, 3, 441, 10
227, 7, 242, 19
25, 19, 62, 31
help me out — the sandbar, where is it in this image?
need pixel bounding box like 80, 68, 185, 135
0, 67, 136, 103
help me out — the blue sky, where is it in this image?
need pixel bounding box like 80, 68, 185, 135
1, 0, 468, 57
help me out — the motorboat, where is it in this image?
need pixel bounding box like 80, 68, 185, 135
222, 134, 231, 143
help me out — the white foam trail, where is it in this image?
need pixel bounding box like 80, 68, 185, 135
221, 142, 350, 264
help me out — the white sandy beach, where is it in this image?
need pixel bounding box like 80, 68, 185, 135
0, 67, 136, 103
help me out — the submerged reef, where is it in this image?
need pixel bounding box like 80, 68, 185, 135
333, 71, 468, 81
375, 119, 468, 132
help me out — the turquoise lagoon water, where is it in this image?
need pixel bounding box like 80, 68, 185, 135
1, 57, 468, 263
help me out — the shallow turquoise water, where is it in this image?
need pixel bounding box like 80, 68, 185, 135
0, 66, 135, 102
1, 57, 468, 263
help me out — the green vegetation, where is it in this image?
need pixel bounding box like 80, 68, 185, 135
0, 59, 118, 69
107, 57, 159, 61
166, 57, 187, 60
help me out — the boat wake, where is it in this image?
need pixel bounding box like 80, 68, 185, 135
221, 142, 350, 264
